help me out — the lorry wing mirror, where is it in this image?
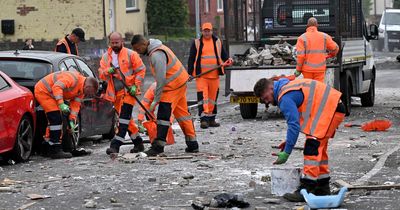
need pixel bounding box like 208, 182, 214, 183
369, 24, 379, 40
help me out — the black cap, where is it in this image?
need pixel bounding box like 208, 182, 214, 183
72, 28, 85, 42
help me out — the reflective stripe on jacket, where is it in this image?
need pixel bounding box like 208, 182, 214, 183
296, 26, 339, 73
36, 71, 85, 119
149, 45, 189, 92
98, 47, 146, 102
55, 38, 79, 55
277, 79, 342, 139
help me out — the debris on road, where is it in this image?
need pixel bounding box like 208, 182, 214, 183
27, 193, 51, 200
183, 175, 195, 180
335, 179, 400, 191
234, 43, 296, 66
17, 202, 37, 210
344, 119, 392, 131
192, 193, 250, 209
83, 199, 97, 208
0, 178, 22, 187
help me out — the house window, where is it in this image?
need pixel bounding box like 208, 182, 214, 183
205, 0, 209, 13
126, 0, 139, 12
217, 0, 223, 12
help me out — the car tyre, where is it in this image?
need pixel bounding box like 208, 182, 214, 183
12, 115, 34, 162
62, 115, 80, 152
102, 111, 118, 140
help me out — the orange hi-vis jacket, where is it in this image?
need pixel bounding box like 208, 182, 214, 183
98, 47, 146, 102
55, 38, 79, 55
138, 83, 156, 121
296, 26, 339, 73
193, 38, 224, 78
278, 79, 342, 139
36, 71, 86, 120
149, 45, 189, 92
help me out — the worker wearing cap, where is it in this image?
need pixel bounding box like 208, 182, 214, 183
188, 22, 233, 129
253, 77, 345, 202
55, 28, 86, 56
294, 17, 339, 82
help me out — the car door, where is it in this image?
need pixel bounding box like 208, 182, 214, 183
0, 75, 14, 151
75, 58, 114, 136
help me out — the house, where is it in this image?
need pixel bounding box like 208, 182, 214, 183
188, 0, 225, 34
0, 0, 147, 42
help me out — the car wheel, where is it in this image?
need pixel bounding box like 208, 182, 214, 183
62, 116, 80, 152
12, 115, 34, 162
102, 111, 118, 140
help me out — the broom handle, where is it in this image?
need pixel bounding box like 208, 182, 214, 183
110, 63, 156, 121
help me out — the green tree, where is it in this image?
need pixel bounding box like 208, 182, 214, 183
362, 0, 373, 17
394, 0, 400, 8
147, 0, 189, 35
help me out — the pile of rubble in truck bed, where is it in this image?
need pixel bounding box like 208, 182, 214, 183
234, 42, 297, 66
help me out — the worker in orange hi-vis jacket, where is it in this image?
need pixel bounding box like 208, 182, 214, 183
295, 17, 339, 82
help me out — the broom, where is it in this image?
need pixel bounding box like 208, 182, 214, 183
344, 119, 392, 132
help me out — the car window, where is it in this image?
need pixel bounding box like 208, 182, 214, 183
0, 60, 52, 80
59, 62, 68, 71
63, 58, 79, 72
75, 59, 95, 77
0, 75, 10, 92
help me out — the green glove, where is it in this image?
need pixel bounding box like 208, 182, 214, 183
272, 151, 290, 165
69, 120, 77, 130
59, 103, 70, 114
138, 121, 146, 134
149, 101, 157, 112
128, 85, 137, 95
108, 67, 115, 74
294, 70, 302, 77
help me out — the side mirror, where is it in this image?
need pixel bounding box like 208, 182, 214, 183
369, 24, 379, 40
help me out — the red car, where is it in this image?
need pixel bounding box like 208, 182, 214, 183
0, 70, 35, 162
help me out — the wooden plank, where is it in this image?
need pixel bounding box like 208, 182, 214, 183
148, 156, 193, 160
335, 179, 353, 189
335, 179, 400, 191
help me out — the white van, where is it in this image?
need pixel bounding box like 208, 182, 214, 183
378, 9, 400, 52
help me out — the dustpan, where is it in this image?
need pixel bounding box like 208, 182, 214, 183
300, 187, 348, 209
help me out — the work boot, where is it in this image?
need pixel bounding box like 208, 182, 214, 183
200, 120, 209, 129
130, 136, 145, 153
185, 141, 199, 153
315, 178, 331, 196
106, 139, 123, 155
208, 120, 220, 127
283, 178, 317, 202
144, 139, 165, 156
49, 144, 72, 159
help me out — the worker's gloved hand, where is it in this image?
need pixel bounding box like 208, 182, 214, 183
59, 103, 70, 114
128, 85, 137, 96
149, 101, 157, 112
108, 67, 115, 74
294, 70, 302, 77
138, 121, 146, 133
278, 140, 286, 152
69, 120, 77, 130
272, 151, 290, 165
188, 75, 195, 82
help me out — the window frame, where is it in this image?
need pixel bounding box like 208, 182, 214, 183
217, 0, 223, 12
0, 75, 11, 92
75, 58, 95, 78
204, 0, 209, 13
126, 0, 139, 12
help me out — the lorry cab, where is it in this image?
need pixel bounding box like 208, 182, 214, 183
223, 0, 378, 119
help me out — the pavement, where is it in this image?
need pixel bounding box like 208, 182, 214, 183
1, 53, 400, 210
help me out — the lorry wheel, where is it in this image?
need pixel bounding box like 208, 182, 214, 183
361, 78, 375, 107
340, 71, 352, 116
239, 103, 258, 119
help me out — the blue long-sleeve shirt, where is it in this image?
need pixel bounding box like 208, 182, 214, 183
273, 79, 304, 154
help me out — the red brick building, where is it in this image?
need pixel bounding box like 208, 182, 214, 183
188, 0, 225, 35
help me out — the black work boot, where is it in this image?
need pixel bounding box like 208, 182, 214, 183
283, 178, 317, 202
49, 144, 72, 159
200, 120, 209, 129
106, 139, 123, 155
144, 139, 165, 156
185, 140, 199, 153
208, 120, 220, 127
130, 136, 145, 153
315, 177, 331, 196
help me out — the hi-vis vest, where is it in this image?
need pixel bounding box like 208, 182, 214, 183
193, 38, 224, 77
149, 45, 189, 91
278, 79, 342, 139
296, 26, 338, 73
36, 71, 85, 118
55, 38, 79, 55
99, 47, 146, 102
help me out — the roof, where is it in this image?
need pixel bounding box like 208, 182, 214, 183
0, 50, 78, 64
385, 9, 400, 13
